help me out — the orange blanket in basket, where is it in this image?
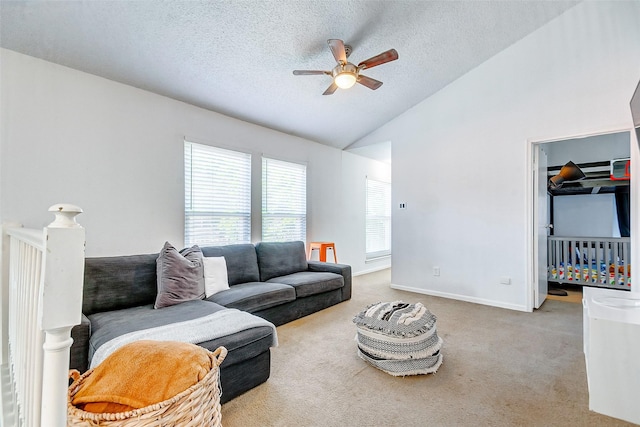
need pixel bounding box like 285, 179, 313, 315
72, 340, 212, 413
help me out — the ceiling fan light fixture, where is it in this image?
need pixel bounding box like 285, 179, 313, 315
334, 72, 357, 89
292, 39, 398, 95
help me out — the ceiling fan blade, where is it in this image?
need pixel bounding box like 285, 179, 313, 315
293, 70, 330, 75
357, 75, 383, 90
323, 82, 339, 95
328, 39, 347, 64
358, 49, 398, 69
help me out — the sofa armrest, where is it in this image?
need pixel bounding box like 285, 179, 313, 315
70, 313, 91, 373
307, 261, 352, 301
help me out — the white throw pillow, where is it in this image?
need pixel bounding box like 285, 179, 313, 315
203, 256, 230, 298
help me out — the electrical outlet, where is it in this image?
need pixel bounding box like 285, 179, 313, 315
433, 267, 440, 276
500, 276, 511, 285
399, 203, 406, 209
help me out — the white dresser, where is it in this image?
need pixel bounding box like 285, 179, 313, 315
583, 287, 640, 425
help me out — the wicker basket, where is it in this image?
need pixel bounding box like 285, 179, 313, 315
68, 346, 227, 427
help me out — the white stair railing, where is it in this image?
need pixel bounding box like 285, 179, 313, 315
5, 204, 85, 427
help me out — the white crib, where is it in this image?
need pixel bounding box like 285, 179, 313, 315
1, 204, 85, 427
548, 236, 631, 289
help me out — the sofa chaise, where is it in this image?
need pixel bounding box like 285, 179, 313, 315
70, 241, 351, 403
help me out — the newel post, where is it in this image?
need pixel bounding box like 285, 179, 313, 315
40, 204, 85, 427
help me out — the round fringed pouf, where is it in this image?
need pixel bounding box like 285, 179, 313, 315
353, 301, 442, 376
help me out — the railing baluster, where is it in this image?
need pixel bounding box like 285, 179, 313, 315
4, 204, 85, 427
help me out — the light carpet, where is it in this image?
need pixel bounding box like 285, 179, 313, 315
221, 270, 633, 426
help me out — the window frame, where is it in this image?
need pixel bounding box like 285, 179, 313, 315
184, 140, 252, 246
261, 156, 307, 243
365, 177, 392, 260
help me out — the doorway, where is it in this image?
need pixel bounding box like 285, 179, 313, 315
528, 129, 633, 311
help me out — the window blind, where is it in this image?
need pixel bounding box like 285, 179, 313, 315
366, 178, 392, 259
262, 157, 307, 242
184, 141, 251, 246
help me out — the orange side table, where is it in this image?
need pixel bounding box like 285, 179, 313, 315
307, 242, 337, 263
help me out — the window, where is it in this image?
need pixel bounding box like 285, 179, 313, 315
366, 178, 391, 259
184, 141, 251, 246
262, 157, 307, 242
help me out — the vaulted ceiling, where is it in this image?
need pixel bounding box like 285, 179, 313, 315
0, 1, 579, 152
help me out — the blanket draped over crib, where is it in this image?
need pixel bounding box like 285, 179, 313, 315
90, 308, 278, 369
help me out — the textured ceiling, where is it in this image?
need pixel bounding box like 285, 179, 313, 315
0, 1, 579, 152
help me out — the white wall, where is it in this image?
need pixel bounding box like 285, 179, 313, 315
355, 1, 640, 310
0, 49, 392, 361
545, 131, 630, 166
553, 194, 618, 237
546, 131, 630, 238
0, 51, 4, 360
0, 48, 390, 267
340, 151, 392, 275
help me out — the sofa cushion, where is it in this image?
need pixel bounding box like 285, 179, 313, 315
255, 241, 308, 282
83, 254, 159, 316
88, 299, 224, 362
206, 282, 295, 313
70, 314, 92, 373
87, 299, 274, 370
267, 271, 344, 298
155, 242, 205, 309
308, 261, 353, 301
201, 244, 260, 285
198, 328, 273, 375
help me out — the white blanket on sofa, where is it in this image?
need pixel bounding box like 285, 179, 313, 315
90, 308, 278, 369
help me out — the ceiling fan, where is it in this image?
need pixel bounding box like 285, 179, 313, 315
293, 39, 398, 95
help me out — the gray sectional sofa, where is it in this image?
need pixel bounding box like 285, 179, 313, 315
70, 241, 351, 403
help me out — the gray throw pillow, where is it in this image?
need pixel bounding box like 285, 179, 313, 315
154, 242, 205, 309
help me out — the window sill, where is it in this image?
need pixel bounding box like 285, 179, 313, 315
365, 255, 391, 263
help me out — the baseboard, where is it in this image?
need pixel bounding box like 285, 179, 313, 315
353, 266, 391, 277
390, 283, 530, 312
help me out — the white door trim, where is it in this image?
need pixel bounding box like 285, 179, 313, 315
525, 126, 635, 311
